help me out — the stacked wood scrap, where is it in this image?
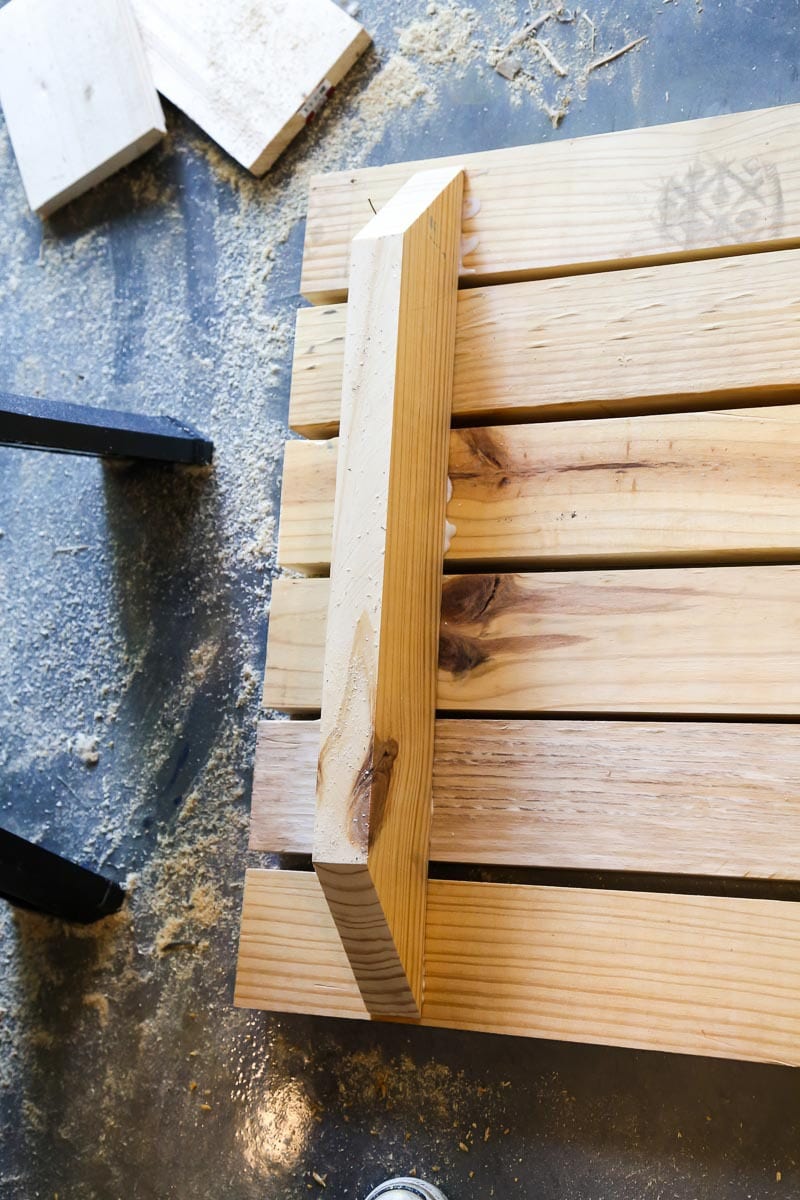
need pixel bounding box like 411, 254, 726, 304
130, 0, 370, 174
0, 0, 165, 217
236, 103, 800, 1066
0, 0, 370, 215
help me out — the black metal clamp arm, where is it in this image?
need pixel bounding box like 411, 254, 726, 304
0, 391, 213, 465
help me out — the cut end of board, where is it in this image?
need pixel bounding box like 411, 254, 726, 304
312, 861, 422, 1018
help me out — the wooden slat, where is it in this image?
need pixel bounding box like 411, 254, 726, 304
264, 577, 329, 714
263, 567, 800, 716
251, 718, 800, 880
290, 248, 800, 437
301, 104, 800, 303
278, 438, 337, 572
236, 869, 800, 1066
278, 405, 800, 573
313, 167, 463, 1018
0, 0, 165, 217
290, 305, 346, 439
237, 869, 368, 1020
131, 0, 370, 174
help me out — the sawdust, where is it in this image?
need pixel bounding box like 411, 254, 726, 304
82, 991, 110, 1026
232, 1031, 522, 1192
356, 53, 433, 120
72, 732, 100, 767
398, 4, 479, 66
487, 3, 645, 126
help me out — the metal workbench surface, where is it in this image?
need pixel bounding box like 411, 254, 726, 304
2, 2, 800, 1197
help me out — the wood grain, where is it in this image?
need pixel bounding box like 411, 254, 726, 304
236, 869, 800, 1066
290, 248, 800, 437
278, 405, 800, 573
132, 0, 369, 173
263, 567, 800, 716
314, 167, 464, 1017
278, 437, 338, 573
264, 577, 329, 714
300, 103, 800, 302
252, 718, 800, 879
0, 0, 164, 216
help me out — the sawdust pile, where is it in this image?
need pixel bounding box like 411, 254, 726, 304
399, 4, 479, 66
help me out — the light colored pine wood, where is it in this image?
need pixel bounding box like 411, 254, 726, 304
290, 248, 800, 436
0, 0, 165, 217
131, 0, 370, 174
235, 869, 800, 1066
314, 167, 464, 1018
236, 870, 370, 1020
278, 437, 338, 573
251, 721, 319, 854
289, 305, 347, 438
251, 717, 800, 879
278, 405, 800, 573
263, 577, 329, 714
300, 103, 800, 303
263, 566, 800, 716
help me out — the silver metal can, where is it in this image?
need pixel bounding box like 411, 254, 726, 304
364, 1179, 449, 1200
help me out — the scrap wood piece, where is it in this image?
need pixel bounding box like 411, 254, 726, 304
0, 0, 165, 217
587, 35, 648, 74
263, 566, 800, 716
277, 404, 800, 572
252, 717, 800, 880
300, 103, 800, 302
235, 869, 800, 1066
313, 167, 464, 1018
290, 247, 800, 436
131, 0, 370, 174
531, 37, 568, 77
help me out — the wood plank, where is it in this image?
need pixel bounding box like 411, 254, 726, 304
278, 437, 338, 573
314, 167, 464, 1018
251, 718, 800, 880
300, 103, 800, 303
278, 405, 800, 573
131, 0, 370, 174
0, 0, 165, 217
289, 305, 346, 439
237, 869, 367, 1020
263, 577, 329, 714
236, 870, 800, 1066
262, 567, 800, 716
290, 248, 800, 437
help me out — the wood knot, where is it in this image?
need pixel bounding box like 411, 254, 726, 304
438, 632, 489, 677
441, 574, 500, 625
349, 734, 400, 851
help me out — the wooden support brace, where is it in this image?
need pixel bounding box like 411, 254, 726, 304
313, 166, 465, 1017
